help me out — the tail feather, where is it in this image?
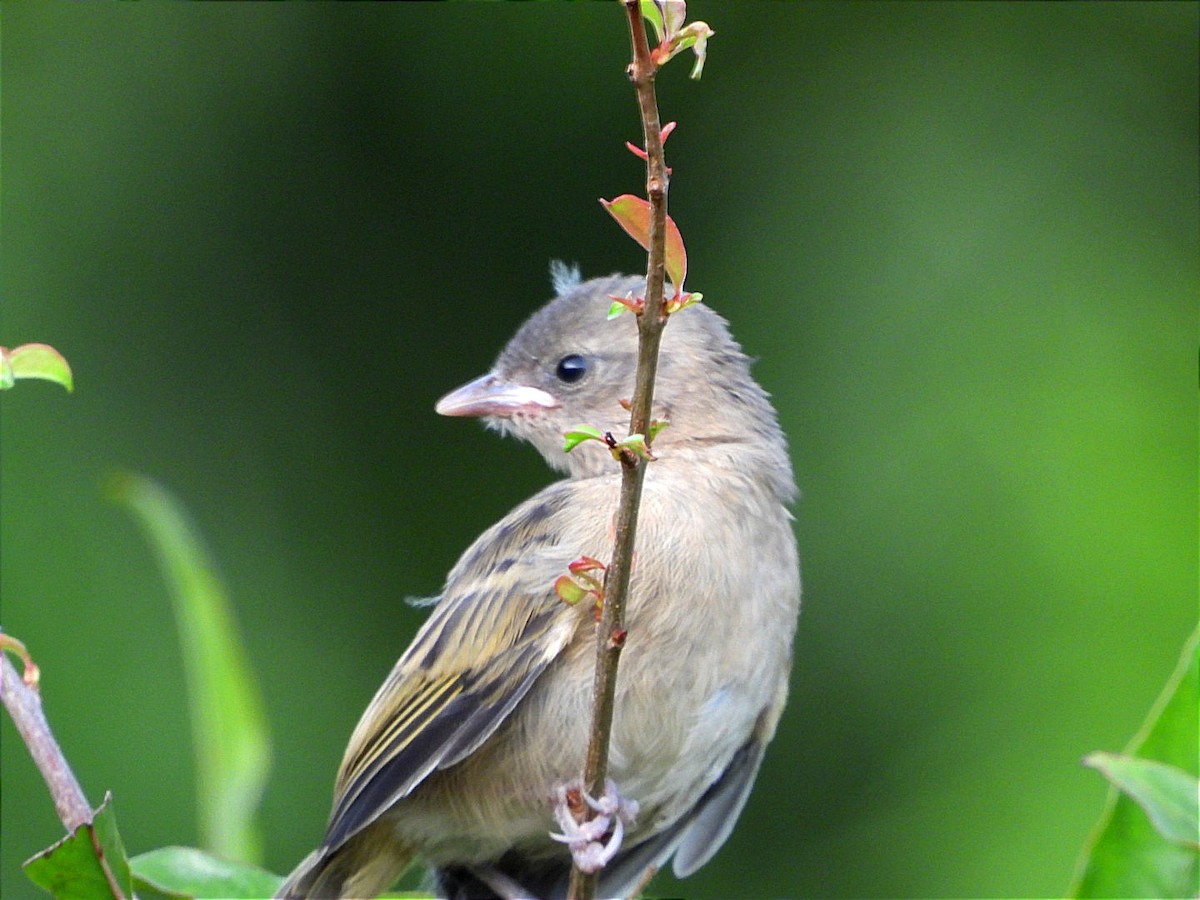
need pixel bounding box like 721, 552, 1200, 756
274, 836, 413, 900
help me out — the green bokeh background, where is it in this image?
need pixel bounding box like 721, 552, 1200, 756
2, 4, 1196, 898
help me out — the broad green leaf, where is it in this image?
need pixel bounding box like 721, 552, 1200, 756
563, 424, 604, 453
107, 474, 272, 864
130, 847, 282, 900
1083, 754, 1199, 849
599, 195, 687, 290
1, 343, 74, 392
24, 793, 133, 900
1070, 624, 1199, 898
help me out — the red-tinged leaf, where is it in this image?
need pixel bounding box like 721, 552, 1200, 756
555, 575, 588, 606
607, 292, 644, 320
666, 291, 703, 315
660, 121, 677, 143
599, 195, 687, 289
569, 556, 607, 575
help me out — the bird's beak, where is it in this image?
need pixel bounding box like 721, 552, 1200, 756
435, 372, 559, 418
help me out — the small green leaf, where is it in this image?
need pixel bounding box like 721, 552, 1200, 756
1083, 754, 1199, 849
107, 474, 272, 864
1, 343, 74, 392
599, 195, 688, 290
608, 301, 630, 320
555, 575, 588, 606
614, 434, 655, 461
648, 418, 670, 442
563, 425, 604, 453
130, 847, 283, 900
24, 793, 133, 900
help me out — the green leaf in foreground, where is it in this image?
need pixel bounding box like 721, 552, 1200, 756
24, 793, 133, 900
131, 847, 282, 900
106, 473, 272, 865
1070, 624, 1199, 898
1, 343, 74, 392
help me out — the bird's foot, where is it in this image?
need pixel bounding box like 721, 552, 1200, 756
550, 777, 639, 873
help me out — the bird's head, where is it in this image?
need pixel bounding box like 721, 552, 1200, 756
436, 269, 792, 499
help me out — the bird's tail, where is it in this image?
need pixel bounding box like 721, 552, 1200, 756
274, 840, 413, 900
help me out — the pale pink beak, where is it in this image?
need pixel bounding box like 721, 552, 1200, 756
435, 372, 559, 418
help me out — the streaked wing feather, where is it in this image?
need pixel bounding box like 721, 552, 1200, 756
318, 484, 585, 853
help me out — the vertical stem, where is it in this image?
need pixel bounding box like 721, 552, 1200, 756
568, 3, 670, 898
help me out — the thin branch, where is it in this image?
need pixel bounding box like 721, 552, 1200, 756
0, 640, 94, 830
569, 3, 671, 898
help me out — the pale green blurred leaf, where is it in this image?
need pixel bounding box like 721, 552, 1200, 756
107, 474, 272, 864
130, 847, 282, 900
1071, 625, 1199, 898
24, 793, 132, 900
1083, 754, 1199, 849
1, 343, 73, 392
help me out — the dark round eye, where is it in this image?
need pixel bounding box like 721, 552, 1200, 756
555, 354, 589, 384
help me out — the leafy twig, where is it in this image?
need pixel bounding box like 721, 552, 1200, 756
567, 2, 675, 898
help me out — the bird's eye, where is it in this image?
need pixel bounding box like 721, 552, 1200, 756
555, 354, 589, 384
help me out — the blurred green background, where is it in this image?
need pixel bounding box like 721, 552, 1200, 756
2, 4, 1196, 898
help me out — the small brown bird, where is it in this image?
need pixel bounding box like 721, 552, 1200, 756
277, 268, 800, 900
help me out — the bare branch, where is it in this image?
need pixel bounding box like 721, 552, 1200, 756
0, 639, 93, 831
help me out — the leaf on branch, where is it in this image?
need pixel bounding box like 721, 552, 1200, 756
665, 291, 702, 315
0, 631, 41, 688
563, 425, 606, 453
607, 292, 645, 320
611, 433, 656, 462
599, 195, 688, 290
24, 793, 134, 900
0, 343, 74, 392
569, 556, 608, 577
640, 1, 714, 79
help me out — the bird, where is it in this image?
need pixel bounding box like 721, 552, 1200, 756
276, 266, 800, 900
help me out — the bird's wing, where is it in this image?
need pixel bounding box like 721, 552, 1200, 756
321, 484, 588, 852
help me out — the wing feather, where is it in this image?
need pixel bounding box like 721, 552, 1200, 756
318, 483, 586, 852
